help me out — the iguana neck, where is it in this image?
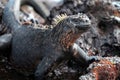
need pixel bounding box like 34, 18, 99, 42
49, 22, 81, 51
59, 31, 81, 50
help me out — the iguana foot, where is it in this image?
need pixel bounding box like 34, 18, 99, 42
72, 43, 100, 64
88, 56, 100, 64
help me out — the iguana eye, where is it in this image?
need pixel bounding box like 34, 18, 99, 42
72, 19, 78, 22
85, 20, 88, 22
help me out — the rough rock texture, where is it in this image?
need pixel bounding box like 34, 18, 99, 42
79, 57, 120, 80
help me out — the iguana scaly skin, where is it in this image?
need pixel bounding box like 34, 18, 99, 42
1, 0, 98, 80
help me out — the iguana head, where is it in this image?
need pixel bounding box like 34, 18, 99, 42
53, 13, 91, 31
51, 13, 91, 50
66, 13, 91, 32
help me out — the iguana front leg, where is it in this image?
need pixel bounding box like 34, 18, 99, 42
0, 34, 12, 50
72, 43, 98, 64
35, 55, 59, 80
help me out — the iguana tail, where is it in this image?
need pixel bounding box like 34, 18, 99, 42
3, 0, 49, 31
3, 0, 21, 31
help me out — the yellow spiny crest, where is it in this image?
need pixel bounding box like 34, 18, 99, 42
53, 14, 68, 25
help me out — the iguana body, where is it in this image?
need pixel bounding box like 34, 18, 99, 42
1, 0, 97, 80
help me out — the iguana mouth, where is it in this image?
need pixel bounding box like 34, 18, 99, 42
76, 25, 90, 31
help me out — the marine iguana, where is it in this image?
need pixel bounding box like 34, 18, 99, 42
0, 0, 98, 80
